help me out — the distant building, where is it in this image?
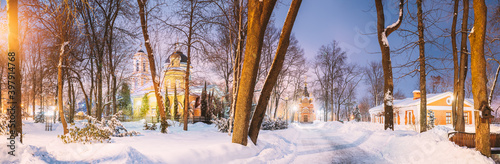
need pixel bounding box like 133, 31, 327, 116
130, 50, 223, 118
293, 80, 315, 123
369, 91, 475, 126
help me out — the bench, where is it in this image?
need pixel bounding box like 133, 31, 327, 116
448, 132, 500, 154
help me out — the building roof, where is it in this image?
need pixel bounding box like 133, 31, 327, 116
368, 91, 474, 115
166, 51, 188, 63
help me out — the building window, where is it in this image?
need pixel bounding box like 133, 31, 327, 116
464, 112, 468, 124
446, 112, 451, 124
143, 63, 146, 71
136, 60, 139, 72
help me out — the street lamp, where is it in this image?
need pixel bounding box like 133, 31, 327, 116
292, 105, 298, 123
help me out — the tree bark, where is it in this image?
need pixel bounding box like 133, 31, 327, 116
456, 0, 470, 132
249, 0, 303, 137
451, 0, 459, 130
470, 0, 490, 157
138, 0, 167, 133
57, 42, 69, 135
7, 0, 23, 139
417, 0, 427, 133
228, 0, 245, 136
232, 0, 277, 146
375, 0, 403, 130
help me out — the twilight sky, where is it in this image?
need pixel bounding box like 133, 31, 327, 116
273, 0, 416, 98
272, 0, 499, 99
2, 0, 500, 100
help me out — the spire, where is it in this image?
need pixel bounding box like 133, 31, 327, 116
304, 76, 309, 97
175, 37, 180, 51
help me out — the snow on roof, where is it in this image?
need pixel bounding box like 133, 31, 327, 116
368, 92, 472, 115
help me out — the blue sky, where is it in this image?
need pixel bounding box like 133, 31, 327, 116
2, 0, 499, 100
273, 0, 415, 98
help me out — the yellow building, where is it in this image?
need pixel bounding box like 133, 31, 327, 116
369, 91, 474, 126
130, 50, 222, 119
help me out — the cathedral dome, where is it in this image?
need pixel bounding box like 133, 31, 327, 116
166, 51, 188, 63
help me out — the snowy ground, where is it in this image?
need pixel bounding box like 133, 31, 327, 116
0, 120, 496, 164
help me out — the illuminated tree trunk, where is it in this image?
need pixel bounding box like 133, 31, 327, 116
7, 0, 22, 139
375, 0, 404, 130
248, 0, 302, 145
232, 0, 277, 146
138, 0, 167, 133
57, 42, 69, 135
470, 0, 490, 157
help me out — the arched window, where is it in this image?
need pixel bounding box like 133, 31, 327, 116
135, 60, 139, 72
143, 63, 146, 71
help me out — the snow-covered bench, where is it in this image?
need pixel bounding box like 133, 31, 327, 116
448, 132, 500, 154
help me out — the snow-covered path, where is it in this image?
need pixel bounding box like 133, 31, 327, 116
290, 124, 384, 163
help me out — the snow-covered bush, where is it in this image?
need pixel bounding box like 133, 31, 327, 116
34, 112, 45, 123
0, 113, 9, 135
143, 122, 157, 130
59, 115, 112, 144
59, 111, 140, 143
212, 117, 230, 133
261, 118, 288, 130
107, 111, 140, 137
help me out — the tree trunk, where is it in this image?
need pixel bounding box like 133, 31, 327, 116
232, 0, 277, 146
488, 64, 500, 105
470, 0, 490, 157
137, 0, 167, 133
417, 0, 427, 133
375, 0, 403, 130
7, 0, 22, 139
248, 0, 301, 145
32, 67, 36, 120
451, 0, 460, 130
456, 0, 470, 132
97, 52, 103, 120
57, 42, 69, 135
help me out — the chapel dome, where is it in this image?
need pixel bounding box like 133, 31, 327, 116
166, 51, 188, 63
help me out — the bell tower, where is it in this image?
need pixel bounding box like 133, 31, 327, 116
131, 49, 151, 90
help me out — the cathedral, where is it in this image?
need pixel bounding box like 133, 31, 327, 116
130, 50, 222, 119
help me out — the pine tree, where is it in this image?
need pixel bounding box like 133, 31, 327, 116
140, 94, 150, 117
173, 84, 179, 121
165, 96, 171, 118
165, 82, 171, 118
118, 83, 132, 117
201, 82, 208, 118
427, 110, 435, 130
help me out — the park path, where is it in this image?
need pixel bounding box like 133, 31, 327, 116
289, 123, 386, 164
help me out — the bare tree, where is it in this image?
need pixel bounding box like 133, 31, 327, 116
363, 61, 383, 107
314, 41, 346, 121
232, 0, 276, 146
248, 0, 302, 145
137, 0, 168, 133
375, 0, 404, 130
57, 42, 70, 134
416, 0, 427, 133
456, 0, 470, 132
7, 0, 22, 139
470, 0, 491, 157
